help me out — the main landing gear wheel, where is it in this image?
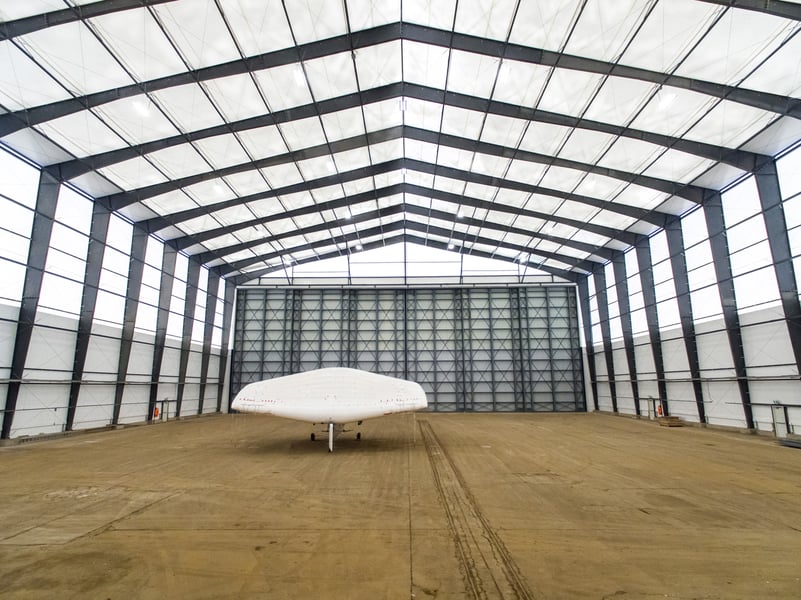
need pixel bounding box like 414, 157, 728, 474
310, 433, 316, 441
356, 432, 361, 441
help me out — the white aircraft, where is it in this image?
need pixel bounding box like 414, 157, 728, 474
231, 367, 428, 451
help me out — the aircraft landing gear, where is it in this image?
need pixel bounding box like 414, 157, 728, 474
310, 433, 316, 441
356, 432, 361, 441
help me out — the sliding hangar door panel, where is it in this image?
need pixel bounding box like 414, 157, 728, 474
231, 286, 584, 412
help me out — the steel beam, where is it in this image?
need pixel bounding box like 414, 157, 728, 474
147, 246, 177, 421
665, 222, 707, 423
1, 172, 59, 439
754, 160, 801, 376
111, 227, 148, 425
636, 244, 669, 414
703, 196, 754, 429
197, 271, 220, 415
217, 280, 235, 412
577, 277, 599, 411
697, 0, 801, 20
593, 269, 618, 413
66, 203, 110, 431
175, 260, 201, 418
612, 256, 641, 416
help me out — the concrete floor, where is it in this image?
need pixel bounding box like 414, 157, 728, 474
0, 413, 800, 599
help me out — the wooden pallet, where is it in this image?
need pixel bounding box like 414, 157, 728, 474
658, 416, 683, 427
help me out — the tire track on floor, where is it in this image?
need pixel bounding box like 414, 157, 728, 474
418, 419, 536, 600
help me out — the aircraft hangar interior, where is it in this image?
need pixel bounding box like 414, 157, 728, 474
1, 1, 801, 598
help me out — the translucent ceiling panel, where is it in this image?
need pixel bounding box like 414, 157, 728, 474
403, 41, 449, 89
297, 155, 338, 180
277, 116, 327, 151
354, 41, 402, 90
260, 162, 305, 189
284, 0, 348, 44
584, 209, 636, 231
446, 50, 499, 98
564, 0, 652, 62
224, 170, 268, 196
238, 125, 289, 160
151, 83, 224, 133
596, 136, 663, 175
332, 147, 371, 172
18, 22, 133, 95
505, 158, 547, 186
629, 87, 716, 138
611, 185, 667, 212
582, 76, 657, 127
642, 149, 714, 185
509, 0, 582, 51
346, 0, 401, 31
537, 69, 604, 116
36, 111, 126, 157
492, 60, 550, 108
470, 152, 511, 179
404, 138, 438, 163
403, 0, 457, 30
517, 122, 571, 156
363, 99, 403, 131
184, 179, 237, 207
153, 2, 240, 68
557, 129, 616, 165
220, 0, 294, 56
98, 156, 168, 191
204, 73, 268, 122
463, 182, 497, 201
205, 203, 259, 228
572, 173, 626, 202
494, 187, 530, 209
0, 1, 63, 20
743, 32, 801, 98
685, 100, 780, 149
144, 189, 198, 216
480, 113, 527, 148
454, 0, 517, 41
675, 8, 796, 86
404, 99, 444, 131
147, 144, 210, 180
621, 0, 719, 72
194, 134, 251, 169
254, 64, 314, 112
433, 176, 466, 195
92, 9, 186, 81
538, 165, 586, 193
436, 145, 475, 172
440, 105, 485, 139
304, 52, 358, 100
525, 193, 566, 214
369, 138, 404, 163
0, 42, 73, 109
321, 107, 366, 142
311, 182, 347, 202
94, 95, 180, 145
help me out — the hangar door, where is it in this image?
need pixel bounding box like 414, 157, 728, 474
231, 286, 585, 412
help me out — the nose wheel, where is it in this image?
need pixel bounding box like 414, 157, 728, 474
310, 433, 316, 442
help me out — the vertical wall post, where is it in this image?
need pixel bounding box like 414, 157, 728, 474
2, 172, 59, 439
66, 204, 110, 431
593, 269, 618, 413
577, 276, 599, 411
703, 196, 754, 429
636, 244, 669, 415
147, 247, 177, 421
197, 271, 220, 415
613, 256, 641, 416
175, 260, 201, 418
665, 222, 706, 424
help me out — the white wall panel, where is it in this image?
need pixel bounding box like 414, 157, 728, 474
83, 334, 122, 379
695, 331, 735, 371
661, 337, 690, 373
596, 381, 613, 412
665, 381, 699, 422
74, 384, 115, 430
9, 383, 69, 437
702, 381, 746, 428
118, 385, 149, 424
23, 324, 76, 378
127, 339, 156, 376
741, 321, 796, 372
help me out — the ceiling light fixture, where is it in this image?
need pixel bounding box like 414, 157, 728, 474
399, 98, 407, 112
133, 98, 151, 117
294, 65, 306, 87
448, 242, 455, 250
354, 243, 363, 251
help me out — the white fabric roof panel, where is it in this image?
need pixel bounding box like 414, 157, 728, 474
1, 0, 800, 283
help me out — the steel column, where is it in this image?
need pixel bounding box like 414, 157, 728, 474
174, 260, 201, 418
577, 277, 599, 411
665, 223, 706, 423
593, 270, 618, 413
197, 271, 220, 415
147, 246, 177, 421
612, 256, 641, 416
754, 160, 801, 376
1, 172, 59, 439
635, 244, 669, 414
217, 280, 235, 412
703, 196, 755, 429
66, 203, 110, 431
112, 228, 148, 425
